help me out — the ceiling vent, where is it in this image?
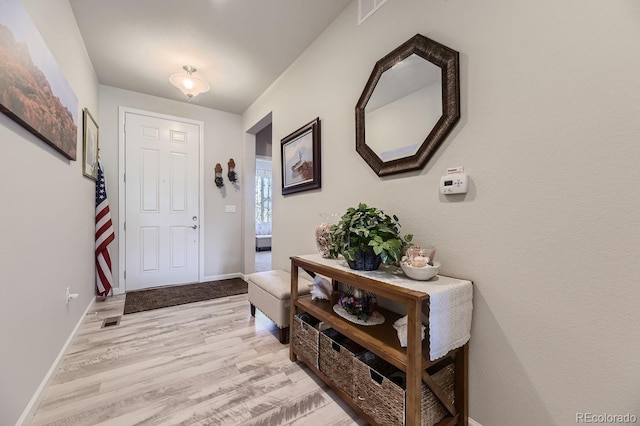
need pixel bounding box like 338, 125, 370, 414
358, 0, 388, 25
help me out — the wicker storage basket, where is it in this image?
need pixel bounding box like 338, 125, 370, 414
292, 313, 320, 368
353, 352, 455, 426
319, 329, 367, 398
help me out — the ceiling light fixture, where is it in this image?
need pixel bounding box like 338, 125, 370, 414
169, 65, 210, 101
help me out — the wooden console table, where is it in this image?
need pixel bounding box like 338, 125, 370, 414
289, 254, 471, 426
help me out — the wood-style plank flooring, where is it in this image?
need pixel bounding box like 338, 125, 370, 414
31, 294, 366, 426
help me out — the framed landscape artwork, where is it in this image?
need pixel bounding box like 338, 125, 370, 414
280, 117, 321, 195
82, 108, 99, 180
0, 0, 78, 160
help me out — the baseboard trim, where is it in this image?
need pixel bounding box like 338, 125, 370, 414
201, 272, 244, 283
469, 417, 483, 426
15, 298, 96, 426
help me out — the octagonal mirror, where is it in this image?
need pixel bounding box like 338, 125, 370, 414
356, 34, 460, 176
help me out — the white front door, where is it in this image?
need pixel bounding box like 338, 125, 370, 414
124, 112, 200, 291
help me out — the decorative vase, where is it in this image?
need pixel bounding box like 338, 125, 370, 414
347, 248, 382, 271
315, 213, 339, 258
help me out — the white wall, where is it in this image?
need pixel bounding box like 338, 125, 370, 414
0, 0, 98, 424
242, 0, 640, 424
98, 86, 243, 284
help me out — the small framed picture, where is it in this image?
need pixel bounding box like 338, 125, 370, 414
281, 117, 321, 195
82, 108, 99, 180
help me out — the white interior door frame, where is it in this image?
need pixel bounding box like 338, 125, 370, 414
118, 106, 205, 293
243, 112, 272, 276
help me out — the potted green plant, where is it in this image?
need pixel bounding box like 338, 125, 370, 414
329, 203, 412, 270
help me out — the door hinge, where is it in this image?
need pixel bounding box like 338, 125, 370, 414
123, 173, 126, 183
124, 271, 126, 279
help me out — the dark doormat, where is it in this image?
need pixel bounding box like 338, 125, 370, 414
123, 278, 248, 314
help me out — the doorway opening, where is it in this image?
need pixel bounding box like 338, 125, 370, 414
254, 124, 272, 272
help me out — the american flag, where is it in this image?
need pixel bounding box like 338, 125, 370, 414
95, 161, 115, 297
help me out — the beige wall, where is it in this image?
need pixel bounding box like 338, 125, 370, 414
0, 0, 98, 424
242, 0, 640, 424
256, 123, 272, 158
98, 85, 243, 286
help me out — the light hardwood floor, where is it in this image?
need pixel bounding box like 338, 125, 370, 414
31, 294, 366, 426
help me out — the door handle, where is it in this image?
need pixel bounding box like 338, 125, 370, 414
189, 225, 198, 230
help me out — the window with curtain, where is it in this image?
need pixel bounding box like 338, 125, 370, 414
255, 168, 272, 230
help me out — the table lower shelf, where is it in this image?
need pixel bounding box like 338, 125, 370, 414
294, 294, 435, 371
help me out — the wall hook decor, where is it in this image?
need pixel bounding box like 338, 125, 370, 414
227, 158, 238, 182
214, 163, 224, 188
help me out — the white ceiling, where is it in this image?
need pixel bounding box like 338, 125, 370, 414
68, 0, 352, 114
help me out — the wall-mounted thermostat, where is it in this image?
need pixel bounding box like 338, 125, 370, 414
440, 167, 468, 194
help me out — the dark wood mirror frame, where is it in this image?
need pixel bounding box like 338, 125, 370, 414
356, 34, 460, 176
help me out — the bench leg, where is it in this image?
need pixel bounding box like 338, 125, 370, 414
279, 327, 289, 344
250, 303, 256, 317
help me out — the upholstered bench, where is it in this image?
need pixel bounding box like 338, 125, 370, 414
247, 270, 312, 344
